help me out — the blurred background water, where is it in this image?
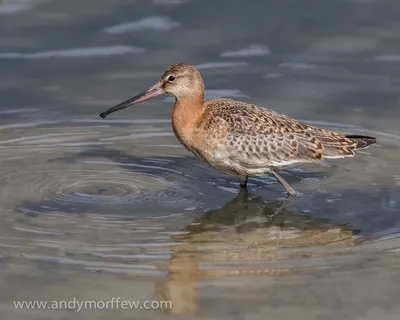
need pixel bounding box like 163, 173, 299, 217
1, 0, 400, 319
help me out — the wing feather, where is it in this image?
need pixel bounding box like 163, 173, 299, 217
202, 99, 360, 172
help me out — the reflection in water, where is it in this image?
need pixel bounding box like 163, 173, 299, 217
156, 188, 360, 315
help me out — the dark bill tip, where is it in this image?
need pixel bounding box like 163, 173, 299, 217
99, 83, 163, 119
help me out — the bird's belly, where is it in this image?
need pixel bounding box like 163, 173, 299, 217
175, 136, 212, 165
179, 142, 241, 176
182, 139, 304, 177
174, 130, 274, 176
201, 149, 273, 177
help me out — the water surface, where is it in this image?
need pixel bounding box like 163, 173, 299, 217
1, 0, 400, 319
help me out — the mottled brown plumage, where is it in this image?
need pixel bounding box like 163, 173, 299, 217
100, 63, 377, 196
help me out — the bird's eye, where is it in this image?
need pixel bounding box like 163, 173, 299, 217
168, 75, 176, 82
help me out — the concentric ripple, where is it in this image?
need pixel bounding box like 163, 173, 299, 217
9, 167, 205, 216
0, 119, 216, 217
38, 170, 172, 206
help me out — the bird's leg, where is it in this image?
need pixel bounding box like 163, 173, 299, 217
266, 195, 294, 224
239, 176, 248, 189
235, 185, 249, 201
275, 194, 294, 213
271, 171, 297, 196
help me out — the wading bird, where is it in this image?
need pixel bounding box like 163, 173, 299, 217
100, 63, 376, 196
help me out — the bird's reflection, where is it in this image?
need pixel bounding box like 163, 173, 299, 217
183, 188, 294, 235
156, 188, 360, 315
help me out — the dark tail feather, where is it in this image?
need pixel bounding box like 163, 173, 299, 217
345, 135, 377, 149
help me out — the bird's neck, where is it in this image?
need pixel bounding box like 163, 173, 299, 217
171, 95, 205, 147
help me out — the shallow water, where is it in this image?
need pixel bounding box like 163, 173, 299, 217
1, 0, 400, 319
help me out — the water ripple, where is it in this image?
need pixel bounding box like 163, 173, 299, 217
220, 44, 270, 58
103, 16, 180, 34
0, 1, 32, 14
0, 46, 146, 59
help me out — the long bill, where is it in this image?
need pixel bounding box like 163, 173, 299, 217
99, 83, 164, 118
